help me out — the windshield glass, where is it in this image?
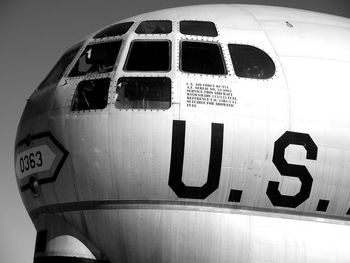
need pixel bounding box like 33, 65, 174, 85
124, 41, 171, 72
69, 41, 122, 77
181, 41, 226, 75
135, 20, 172, 34
115, 77, 171, 109
228, 44, 276, 79
93, 22, 133, 38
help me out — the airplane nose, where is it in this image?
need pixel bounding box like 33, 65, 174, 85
19, 86, 55, 126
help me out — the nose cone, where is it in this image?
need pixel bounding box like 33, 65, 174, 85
15, 87, 53, 185
16, 82, 61, 150
14, 69, 74, 208
17, 40, 84, 143
19, 88, 53, 126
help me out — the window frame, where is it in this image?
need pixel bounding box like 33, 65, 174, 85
179, 40, 227, 76
123, 39, 172, 72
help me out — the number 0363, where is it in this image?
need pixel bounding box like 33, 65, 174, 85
15, 145, 56, 179
19, 151, 43, 173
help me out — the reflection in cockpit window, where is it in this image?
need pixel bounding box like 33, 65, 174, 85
181, 41, 226, 75
180, 21, 218, 37
135, 20, 172, 34
69, 41, 122, 77
228, 44, 276, 79
124, 41, 171, 72
37, 42, 82, 90
115, 77, 171, 110
93, 22, 134, 39
71, 78, 110, 111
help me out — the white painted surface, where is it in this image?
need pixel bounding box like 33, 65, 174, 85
79, 207, 350, 263
46, 235, 96, 259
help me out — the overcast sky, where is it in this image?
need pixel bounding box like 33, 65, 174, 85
0, 1, 349, 262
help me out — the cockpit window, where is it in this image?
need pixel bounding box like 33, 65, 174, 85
68, 41, 122, 77
115, 77, 171, 110
228, 44, 276, 79
37, 42, 82, 90
135, 20, 172, 34
71, 78, 110, 111
93, 22, 134, 39
124, 40, 171, 71
180, 21, 218, 37
181, 41, 226, 75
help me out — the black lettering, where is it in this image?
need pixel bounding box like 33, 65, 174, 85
168, 120, 224, 199
29, 153, 35, 169
316, 199, 329, 212
266, 131, 317, 208
20, 157, 24, 173
24, 155, 29, 171
36, 151, 43, 167
228, 190, 242, 202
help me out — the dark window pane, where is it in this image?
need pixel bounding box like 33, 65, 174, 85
135, 20, 172, 34
69, 41, 122, 77
93, 22, 133, 38
115, 77, 171, 109
180, 21, 218, 37
228, 44, 276, 79
124, 41, 171, 71
181, 41, 226, 75
71, 78, 110, 111
37, 43, 82, 90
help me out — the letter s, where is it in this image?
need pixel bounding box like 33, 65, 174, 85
267, 131, 317, 208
